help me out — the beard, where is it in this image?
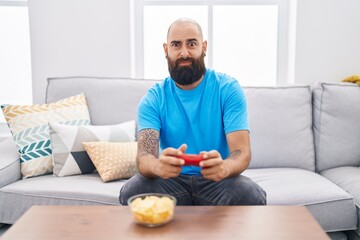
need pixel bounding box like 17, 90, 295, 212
166, 52, 206, 86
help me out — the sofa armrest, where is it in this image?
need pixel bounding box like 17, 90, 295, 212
0, 137, 21, 188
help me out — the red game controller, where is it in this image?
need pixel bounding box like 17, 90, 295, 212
177, 154, 204, 166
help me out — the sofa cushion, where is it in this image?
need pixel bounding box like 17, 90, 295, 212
242, 168, 357, 232
313, 82, 360, 172
0, 173, 125, 224
46, 77, 160, 125
50, 121, 136, 177
1, 94, 91, 178
321, 166, 360, 236
83, 141, 138, 182
243, 86, 315, 171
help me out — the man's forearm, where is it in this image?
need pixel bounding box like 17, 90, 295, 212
136, 129, 160, 178
136, 152, 159, 178
224, 150, 250, 178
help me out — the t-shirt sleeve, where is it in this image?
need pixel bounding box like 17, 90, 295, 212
223, 80, 249, 134
137, 89, 161, 132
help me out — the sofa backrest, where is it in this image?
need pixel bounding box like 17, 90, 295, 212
313, 82, 360, 172
46, 77, 316, 171
244, 86, 315, 171
46, 77, 160, 125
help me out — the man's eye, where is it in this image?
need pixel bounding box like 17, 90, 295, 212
188, 42, 197, 47
172, 43, 180, 47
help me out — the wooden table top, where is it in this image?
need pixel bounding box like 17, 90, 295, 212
2, 205, 329, 240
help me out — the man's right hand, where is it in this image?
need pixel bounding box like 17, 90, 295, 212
154, 144, 187, 179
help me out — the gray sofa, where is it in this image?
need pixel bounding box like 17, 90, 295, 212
1, 77, 360, 239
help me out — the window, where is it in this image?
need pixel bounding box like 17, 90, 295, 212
142, 5, 208, 80
132, 0, 295, 86
0, 1, 32, 123
212, 5, 278, 86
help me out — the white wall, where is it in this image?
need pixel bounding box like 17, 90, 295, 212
28, 0, 131, 104
27, 0, 360, 104
295, 0, 360, 85
1, 0, 358, 136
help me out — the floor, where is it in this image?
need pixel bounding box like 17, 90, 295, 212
0, 224, 11, 237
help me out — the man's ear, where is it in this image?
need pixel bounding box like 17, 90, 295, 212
163, 43, 168, 57
202, 40, 208, 55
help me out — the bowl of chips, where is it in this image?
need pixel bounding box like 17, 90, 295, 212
128, 193, 177, 227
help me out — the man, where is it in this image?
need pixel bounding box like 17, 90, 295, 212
119, 18, 266, 205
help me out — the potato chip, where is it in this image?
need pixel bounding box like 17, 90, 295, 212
129, 195, 175, 226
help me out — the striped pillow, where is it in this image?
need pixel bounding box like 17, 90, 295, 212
1, 93, 90, 178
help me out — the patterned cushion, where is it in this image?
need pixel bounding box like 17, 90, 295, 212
49, 121, 136, 177
1, 94, 90, 178
83, 141, 138, 182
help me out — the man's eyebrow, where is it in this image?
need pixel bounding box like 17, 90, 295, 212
170, 40, 181, 45
187, 38, 198, 42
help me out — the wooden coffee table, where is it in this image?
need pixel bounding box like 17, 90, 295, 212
1, 205, 329, 240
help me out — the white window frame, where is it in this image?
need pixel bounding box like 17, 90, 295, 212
131, 0, 296, 85
0, 0, 26, 6
0, 0, 31, 126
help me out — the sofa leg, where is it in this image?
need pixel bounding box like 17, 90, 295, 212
327, 231, 349, 240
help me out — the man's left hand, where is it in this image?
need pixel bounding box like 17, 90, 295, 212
200, 150, 228, 182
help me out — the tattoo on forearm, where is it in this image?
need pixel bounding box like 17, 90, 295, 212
227, 150, 241, 160
137, 129, 159, 158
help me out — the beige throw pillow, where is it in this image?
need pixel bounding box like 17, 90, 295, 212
83, 141, 138, 182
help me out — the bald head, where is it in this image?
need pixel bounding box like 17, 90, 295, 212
167, 18, 203, 41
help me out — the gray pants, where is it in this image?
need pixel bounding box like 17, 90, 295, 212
119, 173, 266, 206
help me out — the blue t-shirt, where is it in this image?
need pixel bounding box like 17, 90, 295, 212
138, 69, 249, 175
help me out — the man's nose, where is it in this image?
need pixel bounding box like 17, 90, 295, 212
180, 47, 189, 59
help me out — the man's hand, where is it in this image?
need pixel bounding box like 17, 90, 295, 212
199, 129, 251, 181
199, 150, 229, 182
154, 144, 187, 179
